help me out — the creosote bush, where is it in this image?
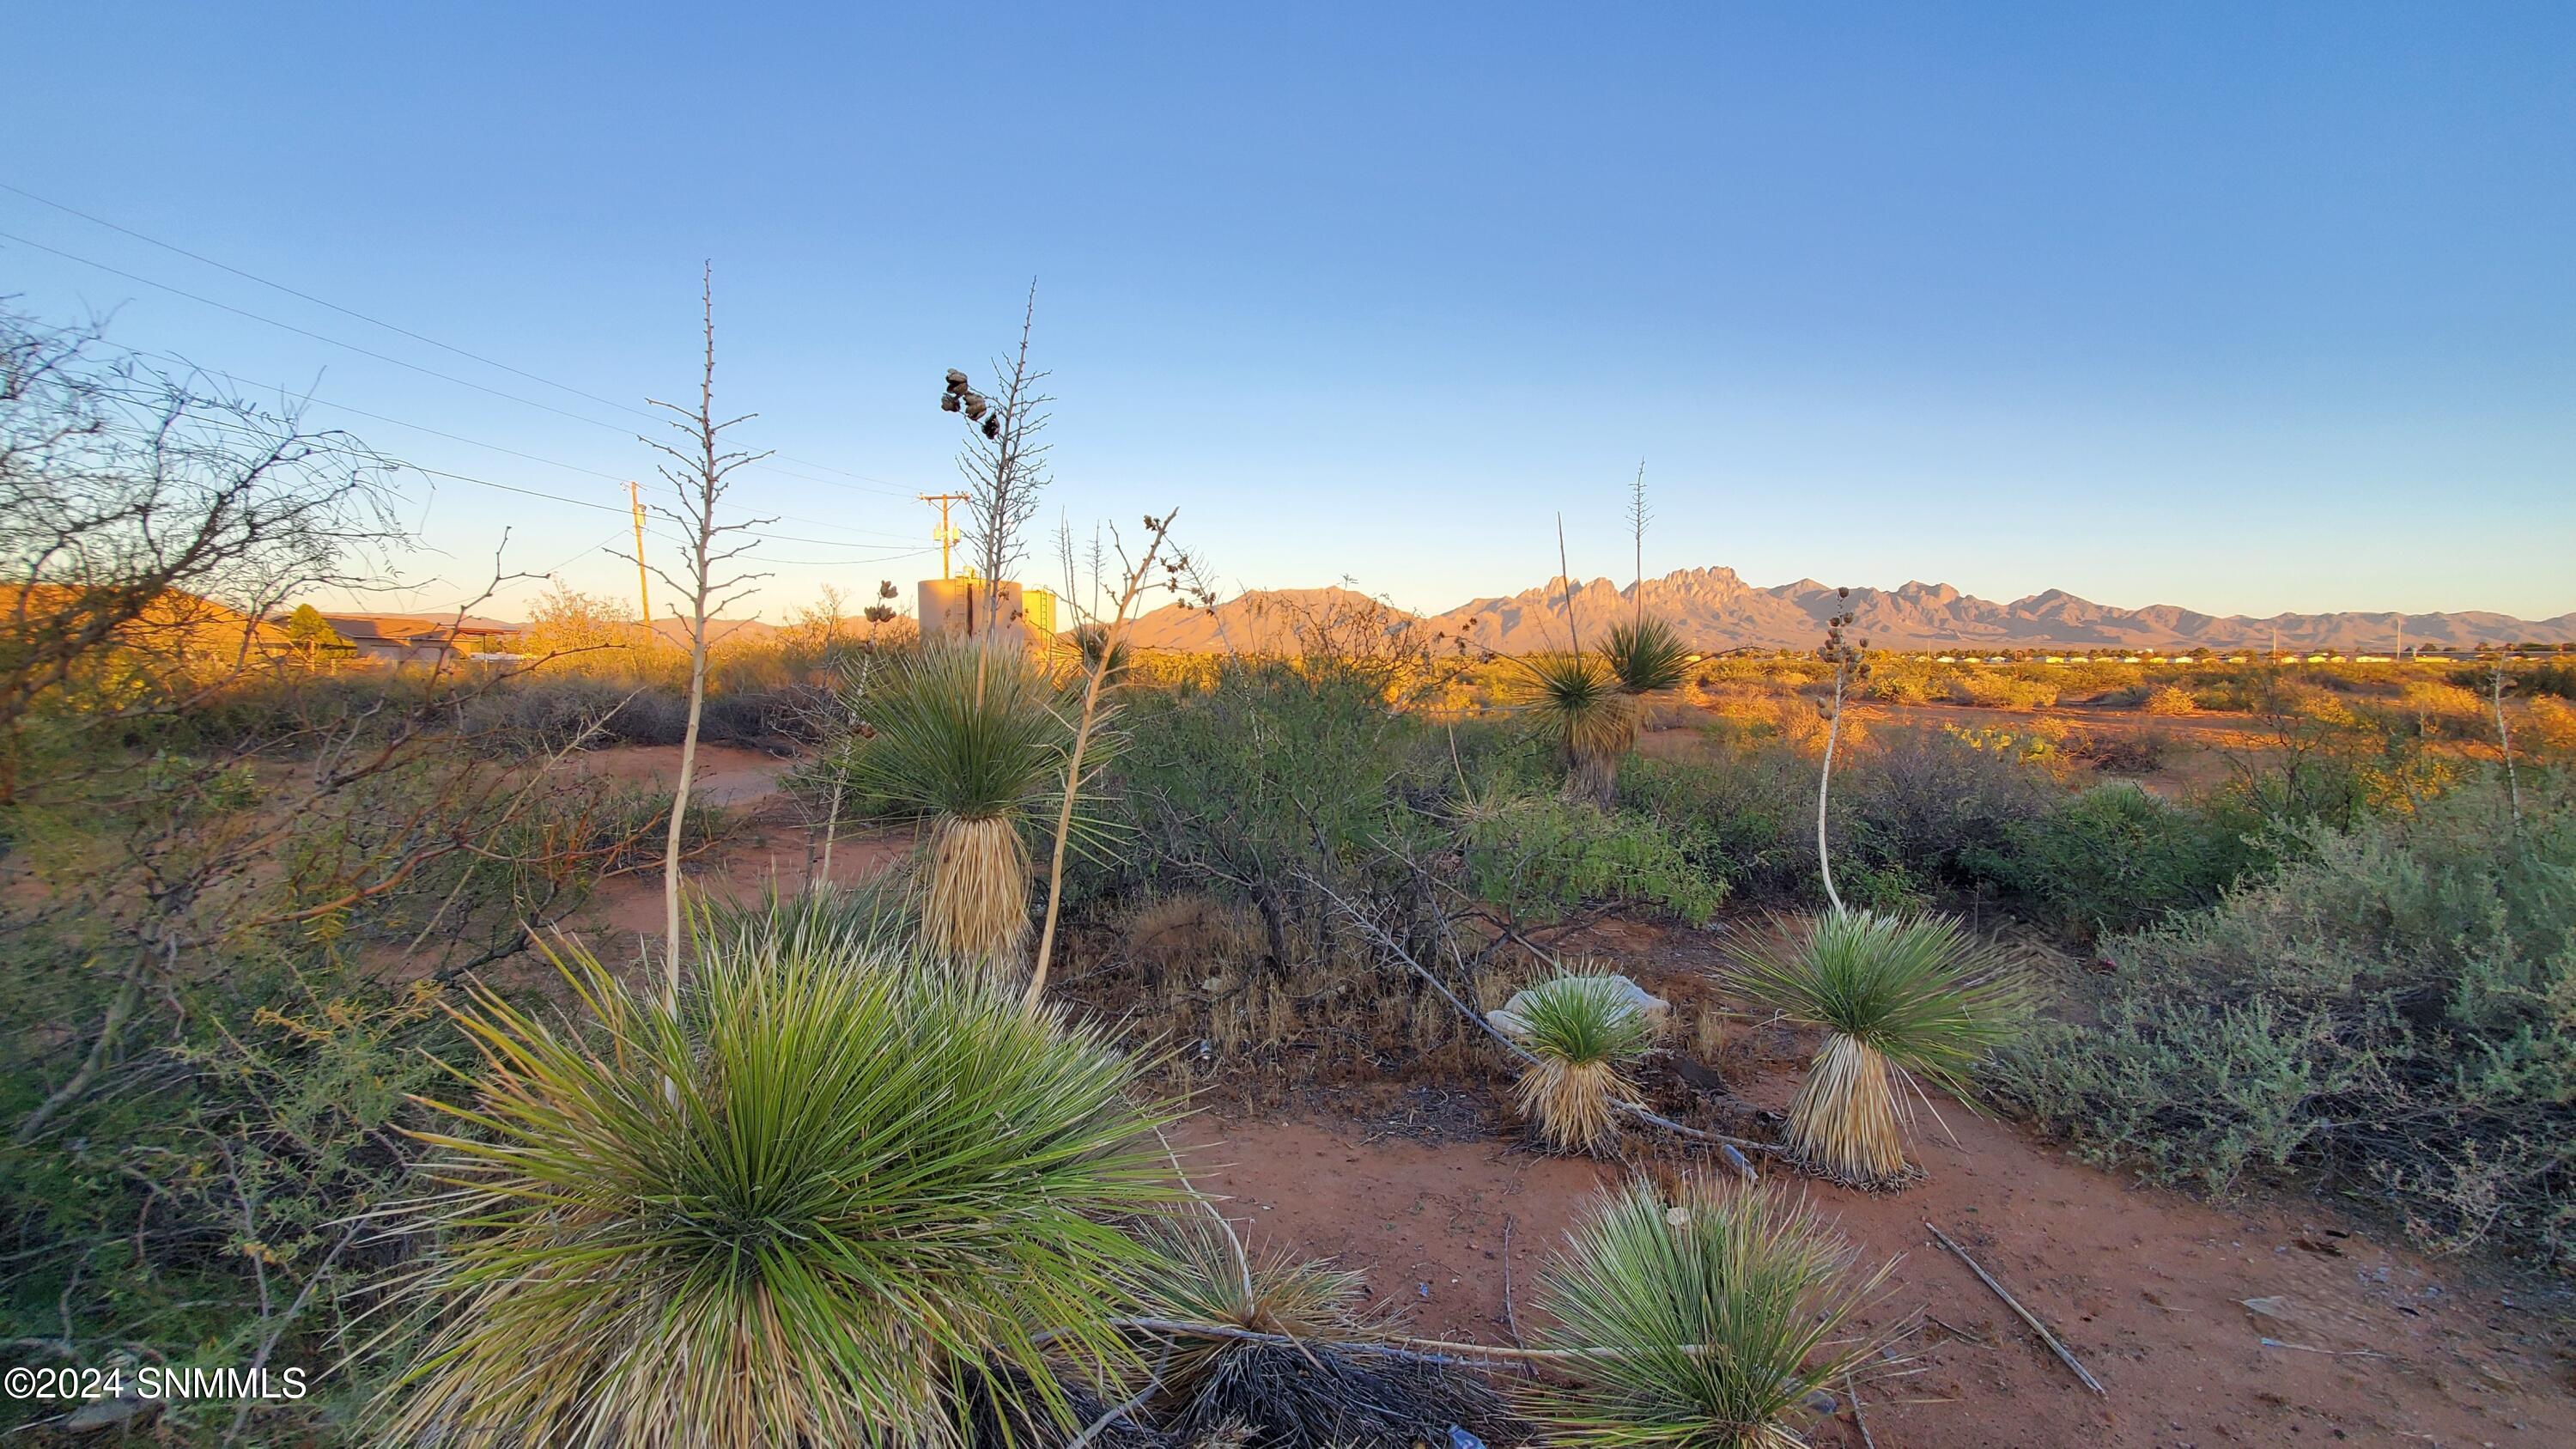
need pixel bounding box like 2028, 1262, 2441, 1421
1729, 911, 2029, 1188
1996, 771, 2576, 1269
1532, 1177, 1896, 1449
1508, 972, 1658, 1153
1464, 791, 1727, 926
386, 916, 1177, 1448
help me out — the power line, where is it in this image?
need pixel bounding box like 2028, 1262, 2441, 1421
2, 178, 661, 424
186, 362, 922, 543
0, 208, 916, 498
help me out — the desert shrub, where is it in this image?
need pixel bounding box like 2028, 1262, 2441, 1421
1, 946, 459, 1442
386, 926, 1178, 1447
1836, 725, 2062, 892
1619, 747, 1814, 899
1096, 656, 1448, 969
1968, 783, 2264, 936
1619, 724, 2064, 914
2142, 684, 2198, 715
2525, 695, 2576, 758
1465, 792, 1726, 926
1996, 772, 2576, 1268
1947, 670, 2059, 710
2066, 728, 2170, 774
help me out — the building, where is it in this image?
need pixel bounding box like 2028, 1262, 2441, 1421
301, 613, 521, 668
916, 578, 1057, 649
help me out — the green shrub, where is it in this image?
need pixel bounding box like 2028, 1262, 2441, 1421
1969, 783, 2263, 935
1464, 793, 1726, 926
1994, 773, 2576, 1269
1096, 657, 1449, 967
2, 947, 457, 1442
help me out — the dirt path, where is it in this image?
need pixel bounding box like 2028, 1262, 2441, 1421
566, 743, 911, 938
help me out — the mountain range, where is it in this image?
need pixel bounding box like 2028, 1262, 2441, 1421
1118, 568, 2576, 654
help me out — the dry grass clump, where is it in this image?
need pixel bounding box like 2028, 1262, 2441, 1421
1509, 973, 1658, 1154
1123, 891, 1267, 977
1531, 1176, 1897, 1449
1728, 911, 2030, 1188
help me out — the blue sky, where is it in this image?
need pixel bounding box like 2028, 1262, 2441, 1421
7, 3, 2570, 622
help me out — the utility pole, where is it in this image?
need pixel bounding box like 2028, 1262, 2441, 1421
919, 492, 967, 579
628, 480, 653, 641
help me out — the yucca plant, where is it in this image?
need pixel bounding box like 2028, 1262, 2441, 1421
1070, 620, 1135, 687
1605, 616, 1692, 696
1531, 1177, 1896, 1449
843, 636, 1074, 970
1514, 651, 1637, 807
1510, 973, 1656, 1153
1727, 911, 2030, 1187
1123, 1209, 1381, 1389
384, 928, 1178, 1449
1122, 1212, 1501, 1448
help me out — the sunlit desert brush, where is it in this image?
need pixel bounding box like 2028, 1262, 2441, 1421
386, 919, 1176, 1449
1728, 910, 2030, 1188
1509, 971, 1657, 1153
1533, 1176, 1896, 1449
841, 636, 1076, 970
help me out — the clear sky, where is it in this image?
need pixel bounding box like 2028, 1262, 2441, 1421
7, 3, 2570, 623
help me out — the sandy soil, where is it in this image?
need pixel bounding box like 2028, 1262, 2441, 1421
1165, 924, 2573, 1448
566, 743, 911, 937
1174, 1100, 2569, 1449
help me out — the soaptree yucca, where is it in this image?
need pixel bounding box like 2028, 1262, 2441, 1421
386, 929, 1177, 1449
1605, 616, 1692, 697
1531, 1177, 1895, 1449
1122, 1212, 1501, 1446
1727, 911, 2029, 1188
846, 637, 1074, 970
1510, 973, 1656, 1154
1515, 651, 1637, 807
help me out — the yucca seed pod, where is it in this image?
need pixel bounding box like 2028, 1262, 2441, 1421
939, 392, 962, 412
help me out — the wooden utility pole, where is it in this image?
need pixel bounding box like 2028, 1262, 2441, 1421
919, 491, 967, 579
628, 480, 653, 637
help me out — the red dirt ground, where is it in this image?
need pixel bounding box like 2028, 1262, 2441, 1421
591, 745, 2574, 1448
